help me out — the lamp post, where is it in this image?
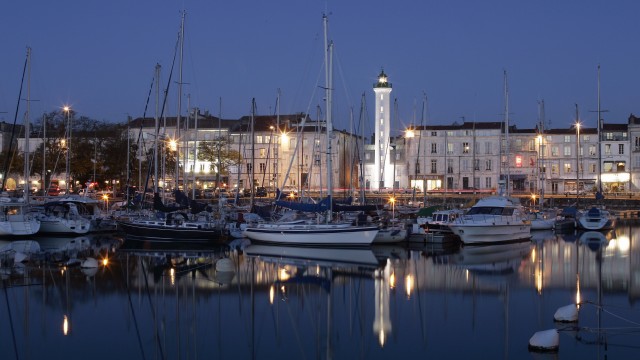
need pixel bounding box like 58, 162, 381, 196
576, 121, 581, 206
390, 143, 397, 199
63, 106, 71, 194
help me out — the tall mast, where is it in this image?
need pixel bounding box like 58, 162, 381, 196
324, 14, 334, 220
154, 63, 161, 193
597, 64, 603, 198
538, 100, 546, 211
503, 70, 510, 197
24, 47, 31, 203
250, 99, 256, 208
175, 10, 185, 191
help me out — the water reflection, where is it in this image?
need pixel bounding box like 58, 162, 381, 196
0, 223, 639, 359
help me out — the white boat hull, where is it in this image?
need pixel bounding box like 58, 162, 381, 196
373, 228, 408, 244
0, 217, 40, 236
243, 223, 379, 246
449, 222, 531, 245
38, 217, 91, 235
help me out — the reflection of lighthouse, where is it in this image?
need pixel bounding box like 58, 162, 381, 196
373, 259, 392, 346
373, 69, 392, 190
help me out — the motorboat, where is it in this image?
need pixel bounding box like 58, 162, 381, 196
422, 209, 465, 234
529, 210, 556, 231
373, 221, 408, 244
448, 196, 531, 245
577, 207, 613, 231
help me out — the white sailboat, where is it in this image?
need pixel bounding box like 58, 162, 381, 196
0, 47, 40, 237
243, 15, 378, 246
577, 66, 613, 231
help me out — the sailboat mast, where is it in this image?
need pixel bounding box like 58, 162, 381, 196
597, 65, 603, 197
250, 99, 256, 208
24, 47, 31, 203
324, 14, 334, 220
504, 70, 510, 197
538, 100, 546, 211
154, 63, 161, 193
175, 10, 185, 191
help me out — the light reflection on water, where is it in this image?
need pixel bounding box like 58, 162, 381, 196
0, 222, 639, 359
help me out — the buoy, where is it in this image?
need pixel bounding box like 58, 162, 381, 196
554, 304, 578, 322
528, 329, 559, 352
216, 258, 235, 272
81, 257, 99, 269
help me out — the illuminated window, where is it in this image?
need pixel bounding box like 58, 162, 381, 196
515, 155, 522, 168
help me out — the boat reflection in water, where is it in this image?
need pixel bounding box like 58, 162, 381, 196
448, 241, 534, 274
2, 220, 640, 359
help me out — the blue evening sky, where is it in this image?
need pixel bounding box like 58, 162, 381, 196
1, 0, 638, 135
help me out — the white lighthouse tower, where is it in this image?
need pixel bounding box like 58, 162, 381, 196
373, 69, 393, 190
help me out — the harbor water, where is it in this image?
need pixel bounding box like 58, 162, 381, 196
1, 221, 639, 359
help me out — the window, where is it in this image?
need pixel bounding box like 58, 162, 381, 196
584, 135, 590, 142
463, 142, 470, 154
447, 143, 454, 155
619, 144, 624, 155
564, 146, 572, 156
485, 142, 492, 155
605, 144, 611, 155
551, 146, 559, 157
485, 159, 492, 171
431, 131, 437, 136
246, 163, 253, 172
447, 159, 454, 174
474, 159, 480, 171
603, 161, 613, 172
259, 148, 266, 158
431, 143, 437, 154
551, 163, 559, 174
415, 161, 421, 174
462, 159, 469, 171
589, 163, 596, 173
256, 136, 263, 144
365, 152, 371, 160
564, 135, 571, 143
635, 137, 640, 151
589, 145, 596, 156
259, 163, 266, 172
564, 162, 572, 173
485, 177, 492, 188
431, 159, 437, 174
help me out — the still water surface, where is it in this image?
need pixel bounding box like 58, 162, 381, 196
1, 222, 639, 359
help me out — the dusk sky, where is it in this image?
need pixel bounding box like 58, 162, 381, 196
1, 0, 639, 136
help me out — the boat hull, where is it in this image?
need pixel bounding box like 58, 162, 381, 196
117, 220, 226, 243
448, 223, 531, 245
243, 224, 379, 246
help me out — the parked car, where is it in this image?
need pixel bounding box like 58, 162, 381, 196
203, 188, 215, 199
255, 187, 267, 197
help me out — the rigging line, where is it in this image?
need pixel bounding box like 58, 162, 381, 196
139, 257, 166, 360
276, 61, 324, 201
141, 32, 180, 204
1, 51, 28, 190
3, 280, 20, 360
119, 256, 149, 360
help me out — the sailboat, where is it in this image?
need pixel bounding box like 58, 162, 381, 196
577, 66, 613, 231
0, 47, 40, 237
242, 15, 379, 246
116, 13, 227, 243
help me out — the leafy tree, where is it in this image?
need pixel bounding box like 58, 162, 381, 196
197, 139, 242, 186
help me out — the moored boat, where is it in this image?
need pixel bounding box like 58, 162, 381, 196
448, 196, 531, 245
577, 206, 613, 231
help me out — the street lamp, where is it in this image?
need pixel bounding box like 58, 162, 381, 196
390, 143, 397, 199
63, 106, 72, 194
576, 121, 581, 206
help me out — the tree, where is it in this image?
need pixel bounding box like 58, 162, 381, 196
197, 139, 242, 186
